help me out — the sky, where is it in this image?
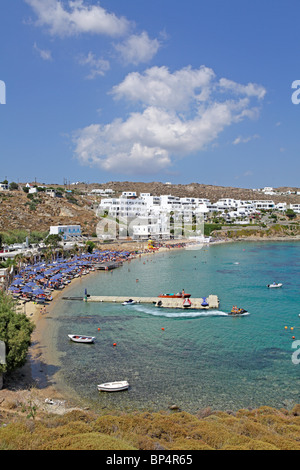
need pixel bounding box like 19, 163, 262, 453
1, 0, 300, 189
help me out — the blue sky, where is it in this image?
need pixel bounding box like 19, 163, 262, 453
1, 0, 300, 188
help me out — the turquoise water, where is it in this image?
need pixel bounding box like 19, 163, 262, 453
44, 241, 300, 413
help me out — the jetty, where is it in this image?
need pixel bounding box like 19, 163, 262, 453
83, 294, 219, 310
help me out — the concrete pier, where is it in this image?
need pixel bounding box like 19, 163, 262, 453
85, 295, 219, 310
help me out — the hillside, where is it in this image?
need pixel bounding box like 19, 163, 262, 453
0, 190, 99, 236
76, 181, 300, 204
0, 182, 299, 235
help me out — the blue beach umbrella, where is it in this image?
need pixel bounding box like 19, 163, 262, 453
32, 288, 45, 295
21, 286, 33, 293
8, 286, 19, 292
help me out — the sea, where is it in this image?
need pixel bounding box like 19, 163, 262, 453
41, 241, 300, 414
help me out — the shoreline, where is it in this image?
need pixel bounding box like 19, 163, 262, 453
0, 240, 192, 414
1, 235, 300, 416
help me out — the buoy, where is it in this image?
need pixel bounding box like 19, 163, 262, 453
284, 326, 288, 330
113, 343, 117, 347
292, 336, 295, 340
161, 328, 165, 331
98, 328, 101, 331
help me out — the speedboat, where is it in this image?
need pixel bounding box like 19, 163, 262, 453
228, 308, 248, 316
68, 334, 95, 343
267, 283, 283, 288
158, 293, 191, 298
122, 299, 136, 305
97, 381, 129, 392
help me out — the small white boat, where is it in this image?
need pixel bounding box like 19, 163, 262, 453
267, 283, 283, 288
122, 299, 136, 305
97, 381, 129, 392
68, 334, 95, 343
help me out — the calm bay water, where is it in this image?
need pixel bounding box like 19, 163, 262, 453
43, 241, 300, 413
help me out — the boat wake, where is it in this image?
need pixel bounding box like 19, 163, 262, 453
133, 304, 229, 318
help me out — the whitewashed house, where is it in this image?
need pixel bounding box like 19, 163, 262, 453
50, 225, 82, 240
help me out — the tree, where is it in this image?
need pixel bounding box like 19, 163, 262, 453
86, 241, 95, 253
286, 209, 296, 219
9, 182, 18, 191
0, 291, 34, 374
44, 234, 62, 248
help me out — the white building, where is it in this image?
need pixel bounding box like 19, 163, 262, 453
252, 200, 275, 210
50, 225, 82, 240
46, 189, 57, 197
121, 191, 137, 198
290, 204, 300, 214
275, 202, 287, 211
262, 187, 275, 195
99, 197, 147, 218
131, 215, 170, 240
160, 195, 182, 211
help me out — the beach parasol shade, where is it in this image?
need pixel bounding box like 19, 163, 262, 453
32, 288, 45, 295
26, 281, 38, 287
21, 286, 33, 293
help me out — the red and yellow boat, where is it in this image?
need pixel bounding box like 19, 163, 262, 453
158, 292, 191, 299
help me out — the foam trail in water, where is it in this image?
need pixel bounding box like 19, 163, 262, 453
133, 304, 229, 318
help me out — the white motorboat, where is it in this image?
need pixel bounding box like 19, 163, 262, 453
68, 334, 95, 343
267, 283, 283, 288
97, 381, 129, 392
122, 299, 136, 305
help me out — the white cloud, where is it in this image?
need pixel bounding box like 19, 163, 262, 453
114, 31, 161, 65
233, 134, 260, 145
219, 78, 266, 100
33, 42, 52, 60
72, 65, 266, 175
25, 0, 130, 37
78, 52, 110, 79
111, 65, 215, 111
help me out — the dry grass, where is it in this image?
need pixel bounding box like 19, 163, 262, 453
1, 404, 300, 450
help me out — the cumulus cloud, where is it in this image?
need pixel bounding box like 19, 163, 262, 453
111, 65, 215, 110
114, 31, 161, 65
72, 65, 267, 175
25, 0, 130, 37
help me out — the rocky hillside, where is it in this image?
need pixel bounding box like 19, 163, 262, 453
0, 190, 99, 236
0, 182, 299, 235
82, 181, 300, 204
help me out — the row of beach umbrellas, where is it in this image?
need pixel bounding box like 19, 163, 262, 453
8, 249, 132, 298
